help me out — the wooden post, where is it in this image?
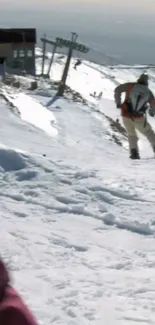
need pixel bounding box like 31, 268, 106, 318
47, 43, 57, 77
57, 46, 73, 96
56, 32, 89, 97
22, 31, 26, 74
41, 34, 46, 76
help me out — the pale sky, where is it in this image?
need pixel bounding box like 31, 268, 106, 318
1, 0, 155, 14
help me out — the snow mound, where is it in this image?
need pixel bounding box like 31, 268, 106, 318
0, 148, 27, 172
15, 169, 38, 181
103, 213, 153, 236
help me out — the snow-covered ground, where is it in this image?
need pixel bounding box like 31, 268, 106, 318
1, 52, 155, 325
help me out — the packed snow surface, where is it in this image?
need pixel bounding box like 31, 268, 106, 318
1, 54, 155, 325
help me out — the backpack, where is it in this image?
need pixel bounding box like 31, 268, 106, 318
126, 83, 150, 116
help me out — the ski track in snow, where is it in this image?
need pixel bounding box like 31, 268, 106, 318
2, 147, 155, 324
1, 58, 155, 324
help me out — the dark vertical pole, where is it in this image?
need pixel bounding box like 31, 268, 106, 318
22, 31, 26, 73
47, 43, 57, 77
41, 34, 46, 76
57, 32, 78, 97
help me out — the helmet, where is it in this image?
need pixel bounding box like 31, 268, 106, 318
137, 73, 148, 85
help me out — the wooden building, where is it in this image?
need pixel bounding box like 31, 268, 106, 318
0, 28, 36, 76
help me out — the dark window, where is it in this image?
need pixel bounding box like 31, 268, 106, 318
13, 50, 18, 58
27, 49, 33, 57
0, 58, 5, 64
19, 49, 25, 57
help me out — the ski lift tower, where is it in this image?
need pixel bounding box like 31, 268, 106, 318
56, 32, 89, 97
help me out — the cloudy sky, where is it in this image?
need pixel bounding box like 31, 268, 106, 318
1, 0, 155, 13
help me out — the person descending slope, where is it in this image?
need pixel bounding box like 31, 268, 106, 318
114, 73, 155, 159
0, 258, 38, 325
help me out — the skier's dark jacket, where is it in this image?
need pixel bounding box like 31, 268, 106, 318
114, 74, 155, 118
0, 258, 38, 325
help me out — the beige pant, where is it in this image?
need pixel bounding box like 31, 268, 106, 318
122, 116, 155, 151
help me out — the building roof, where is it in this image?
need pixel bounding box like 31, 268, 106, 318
0, 29, 36, 43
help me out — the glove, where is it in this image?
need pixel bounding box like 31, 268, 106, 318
149, 109, 155, 117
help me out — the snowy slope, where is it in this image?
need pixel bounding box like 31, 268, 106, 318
35, 48, 155, 100
1, 55, 155, 325
35, 49, 155, 156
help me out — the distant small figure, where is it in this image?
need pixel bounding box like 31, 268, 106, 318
0, 258, 38, 325
116, 118, 120, 124
74, 59, 82, 70
97, 91, 103, 99
90, 91, 97, 98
